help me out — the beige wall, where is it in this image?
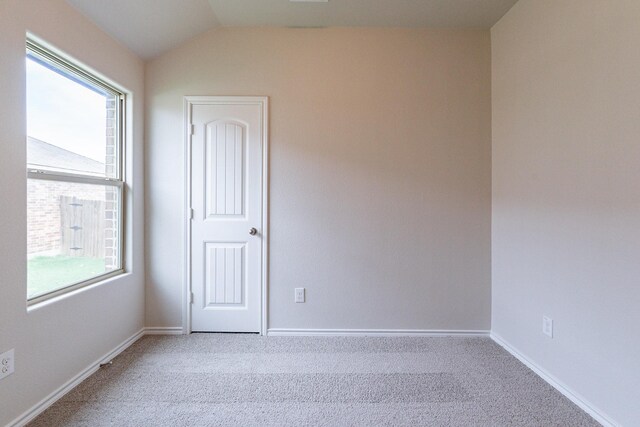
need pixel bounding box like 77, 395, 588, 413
145, 28, 492, 331
491, 0, 640, 425
0, 1, 145, 424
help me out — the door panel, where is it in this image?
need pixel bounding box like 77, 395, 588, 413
205, 121, 245, 217
190, 98, 266, 333
204, 243, 245, 306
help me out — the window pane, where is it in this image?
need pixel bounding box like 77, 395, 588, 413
27, 179, 121, 299
26, 55, 118, 178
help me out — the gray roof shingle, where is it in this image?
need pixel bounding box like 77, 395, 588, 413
27, 136, 105, 176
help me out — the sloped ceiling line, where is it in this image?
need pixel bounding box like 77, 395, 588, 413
66, 0, 518, 60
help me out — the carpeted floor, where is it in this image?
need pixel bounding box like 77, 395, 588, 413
29, 335, 599, 426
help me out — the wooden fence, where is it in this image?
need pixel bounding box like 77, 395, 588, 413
60, 196, 105, 258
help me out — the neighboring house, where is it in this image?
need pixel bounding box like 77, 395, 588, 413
27, 136, 106, 255
27, 136, 105, 176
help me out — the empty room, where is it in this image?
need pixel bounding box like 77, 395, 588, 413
0, 0, 638, 425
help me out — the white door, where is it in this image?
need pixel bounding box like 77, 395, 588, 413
189, 97, 267, 333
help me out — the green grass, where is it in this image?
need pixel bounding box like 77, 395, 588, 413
27, 255, 106, 298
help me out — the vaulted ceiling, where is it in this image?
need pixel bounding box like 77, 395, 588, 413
66, 0, 518, 59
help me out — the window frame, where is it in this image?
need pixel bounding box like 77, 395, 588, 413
26, 39, 126, 305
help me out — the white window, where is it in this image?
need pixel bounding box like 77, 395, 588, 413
26, 40, 125, 303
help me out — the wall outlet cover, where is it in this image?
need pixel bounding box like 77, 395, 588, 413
0, 349, 15, 380
295, 288, 305, 303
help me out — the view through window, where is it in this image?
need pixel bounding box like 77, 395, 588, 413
26, 41, 124, 302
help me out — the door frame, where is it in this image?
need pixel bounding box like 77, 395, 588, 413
182, 96, 269, 335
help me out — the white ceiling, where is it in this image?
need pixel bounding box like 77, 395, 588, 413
66, 0, 518, 60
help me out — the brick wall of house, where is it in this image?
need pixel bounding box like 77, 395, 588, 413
104, 96, 119, 269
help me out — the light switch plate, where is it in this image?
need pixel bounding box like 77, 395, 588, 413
542, 316, 553, 338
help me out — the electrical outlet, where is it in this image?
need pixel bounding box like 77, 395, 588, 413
295, 288, 305, 303
0, 349, 15, 380
542, 316, 553, 338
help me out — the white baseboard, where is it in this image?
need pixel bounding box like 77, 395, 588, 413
490, 333, 618, 427
9, 328, 145, 427
267, 328, 490, 337
144, 326, 184, 335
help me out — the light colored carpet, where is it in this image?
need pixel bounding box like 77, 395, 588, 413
29, 335, 599, 426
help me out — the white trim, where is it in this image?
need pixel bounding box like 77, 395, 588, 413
260, 98, 269, 336
267, 328, 490, 337
183, 97, 192, 335
144, 326, 184, 335
8, 328, 144, 427
491, 333, 618, 427
183, 96, 269, 336
144, 327, 185, 335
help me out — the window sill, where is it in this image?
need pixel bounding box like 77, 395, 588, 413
27, 269, 128, 312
